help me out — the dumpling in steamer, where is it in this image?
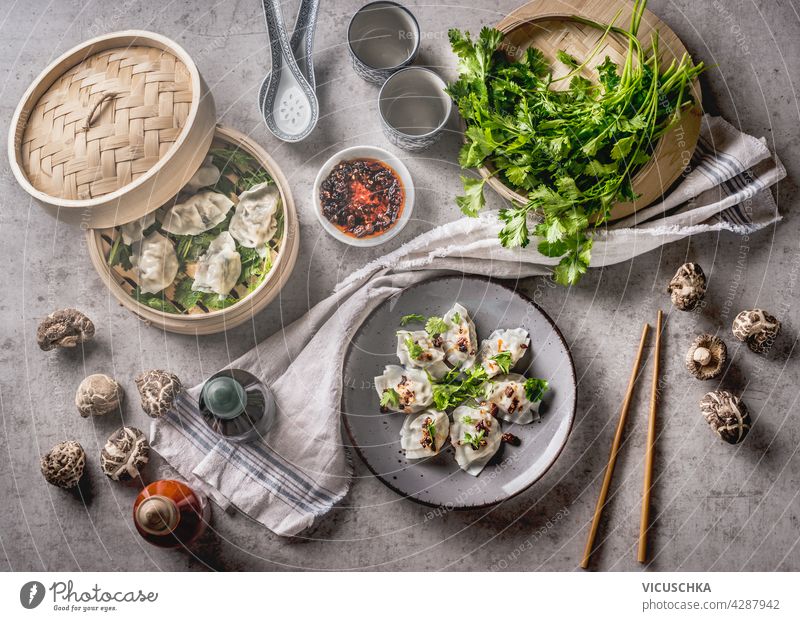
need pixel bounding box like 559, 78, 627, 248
441, 303, 478, 369
396, 330, 448, 379
450, 404, 502, 476
229, 182, 281, 252
183, 156, 221, 193
191, 231, 242, 297
374, 365, 433, 414
400, 409, 450, 459
484, 373, 544, 425
133, 232, 179, 294
160, 191, 233, 236
120, 212, 156, 245
480, 328, 530, 377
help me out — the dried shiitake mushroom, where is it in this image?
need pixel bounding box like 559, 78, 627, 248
685, 334, 727, 380
668, 263, 707, 311
100, 427, 150, 481
135, 370, 183, 418
75, 374, 124, 418
700, 390, 751, 444
41, 440, 86, 488
732, 309, 781, 354
36, 308, 94, 351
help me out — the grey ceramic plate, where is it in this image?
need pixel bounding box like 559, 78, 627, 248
341, 275, 577, 508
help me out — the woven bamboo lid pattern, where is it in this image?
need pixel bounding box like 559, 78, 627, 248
20, 45, 193, 201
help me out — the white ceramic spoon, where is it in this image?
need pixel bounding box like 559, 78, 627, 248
259, 0, 319, 142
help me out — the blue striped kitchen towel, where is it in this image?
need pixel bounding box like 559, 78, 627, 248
151, 114, 784, 536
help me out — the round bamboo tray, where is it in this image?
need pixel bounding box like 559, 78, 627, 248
479, 0, 702, 221
8, 30, 216, 228
86, 125, 299, 335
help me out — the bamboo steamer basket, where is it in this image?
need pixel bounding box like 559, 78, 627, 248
479, 0, 702, 221
87, 125, 299, 335
8, 30, 217, 227
9, 30, 299, 335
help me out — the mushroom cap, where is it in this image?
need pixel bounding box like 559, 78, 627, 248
41, 440, 86, 488
135, 370, 182, 418
100, 427, 150, 481
667, 263, 707, 311
75, 374, 124, 418
732, 309, 781, 354
699, 390, 751, 444
36, 308, 94, 351
685, 334, 727, 380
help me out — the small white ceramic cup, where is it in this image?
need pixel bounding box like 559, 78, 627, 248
348, 1, 420, 84
312, 145, 415, 247
378, 67, 452, 152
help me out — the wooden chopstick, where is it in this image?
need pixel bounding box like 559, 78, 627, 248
580, 322, 650, 570
638, 309, 663, 563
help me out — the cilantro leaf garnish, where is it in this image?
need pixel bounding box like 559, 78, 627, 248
380, 388, 400, 408
425, 316, 449, 336
492, 351, 514, 374
404, 337, 425, 361
431, 366, 489, 410
400, 313, 426, 326
424, 419, 437, 451
462, 429, 486, 450
524, 378, 549, 402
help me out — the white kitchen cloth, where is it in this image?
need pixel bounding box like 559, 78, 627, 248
151, 114, 785, 536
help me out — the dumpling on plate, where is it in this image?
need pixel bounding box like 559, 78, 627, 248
396, 330, 448, 379
374, 365, 433, 414
160, 191, 233, 236
229, 182, 280, 252
441, 303, 478, 370
183, 156, 221, 193
479, 328, 530, 377
133, 232, 179, 294
450, 404, 502, 476
120, 212, 156, 245
484, 373, 547, 425
191, 231, 242, 297
400, 409, 450, 459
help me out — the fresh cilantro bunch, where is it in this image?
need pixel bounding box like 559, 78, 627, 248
446, 0, 704, 285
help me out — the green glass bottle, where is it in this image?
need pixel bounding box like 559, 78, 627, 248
198, 369, 276, 442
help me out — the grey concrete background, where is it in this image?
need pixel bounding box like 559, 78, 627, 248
1, 0, 798, 572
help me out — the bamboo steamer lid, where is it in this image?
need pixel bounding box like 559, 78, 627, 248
8, 30, 216, 228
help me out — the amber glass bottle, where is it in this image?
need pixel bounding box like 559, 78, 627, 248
133, 479, 209, 548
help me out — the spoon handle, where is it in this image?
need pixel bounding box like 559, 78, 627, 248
261, 0, 296, 73
290, 0, 320, 90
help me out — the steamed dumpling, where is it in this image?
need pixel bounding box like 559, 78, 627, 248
184, 156, 221, 193
484, 373, 543, 425
441, 303, 478, 369
191, 231, 241, 297
374, 365, 433, 414
160, 191, 233, 235
400, 409, 450, 459
120, 212, 156, 245
396, 330, 449, 379
228, 182, 280, 252
133, 232, 179, 294
450, 404, 502, 476
480, 328, 531, 377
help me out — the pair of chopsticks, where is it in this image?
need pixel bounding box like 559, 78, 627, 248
580, 310, 663, 569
